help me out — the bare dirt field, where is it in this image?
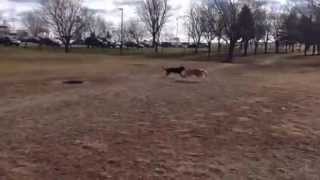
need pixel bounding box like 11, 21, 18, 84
1, 49, 320, 180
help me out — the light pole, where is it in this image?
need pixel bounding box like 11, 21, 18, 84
176, 17, 179, 38
119, 8, 124, 55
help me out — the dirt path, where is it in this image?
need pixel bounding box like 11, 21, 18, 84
1, 54, 320, 179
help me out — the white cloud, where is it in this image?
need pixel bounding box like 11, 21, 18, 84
0, 0, 285, 39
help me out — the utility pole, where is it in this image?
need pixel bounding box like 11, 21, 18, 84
176, 17, 179, 38
119, 8, 124, 55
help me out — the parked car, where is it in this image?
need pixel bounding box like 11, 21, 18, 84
114, 42, 128, 49
141, 42, 152, 48
160, 42, 173, 48
71, 39, 85, 45
199, 43, 208, 48
0, 37, 21, 46
188, 43, 197, 48
125, 41, 144, 48
181, 42, 190, 48
38, 37, 61, 47
188, 43, 208, 48
85, 36, 115, 48
103, 41, 116, 48
20, 37, 41, 44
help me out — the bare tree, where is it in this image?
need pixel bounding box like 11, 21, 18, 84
253, 8, 267, 54
88, 15, 112, 38
41, 0, 86, 53
240, 0, 268, 55
78, 7, 95, 39
213, 0, 241, 62
263, 10, 273, 54
238, 5, 255, 56
290, 0, 320, 55
138, 0, 171, 52
202, 0, 218, 56
126, 19, 145, 45
187, 4, 204, 54
113, 25, 129, 43
21, 10, 48, 37
215, 15, 225, 54
270, 12, 285, 53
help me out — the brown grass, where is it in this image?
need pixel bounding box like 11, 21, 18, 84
1, 49, 320, 180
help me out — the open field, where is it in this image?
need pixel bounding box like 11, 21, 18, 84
1, 48, 320, 179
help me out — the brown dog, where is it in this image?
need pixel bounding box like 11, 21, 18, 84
183, 68, 208, 78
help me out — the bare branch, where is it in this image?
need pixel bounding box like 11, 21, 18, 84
137, 0, 171, 52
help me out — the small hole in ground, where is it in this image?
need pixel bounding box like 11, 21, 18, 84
63, 80, 84, 84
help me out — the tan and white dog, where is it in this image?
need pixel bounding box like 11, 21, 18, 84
183, 68, 208, 78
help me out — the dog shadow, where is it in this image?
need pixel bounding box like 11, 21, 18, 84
174, 79, 201, 84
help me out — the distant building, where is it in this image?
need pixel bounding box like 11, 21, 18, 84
0, 25, 9, 37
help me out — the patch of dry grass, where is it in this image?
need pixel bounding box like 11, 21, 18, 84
1, 47, 320, 180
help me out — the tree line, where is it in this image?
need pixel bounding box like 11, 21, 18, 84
186, 0, 320, 62
8, 0, 320, 61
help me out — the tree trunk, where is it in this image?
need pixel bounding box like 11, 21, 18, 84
264, 40, 268, 54
264, 33, 269, 54
195, 40, 201, 54
195, 44, 199, 54
264, 41, 268, 54
152, 33, 156, 47
317, 44, 320, 55
64, 41, 70, 53
225, 39, 236, 63
304, 43, 309, 56
208, 41, 212, 57
275, 40, 279, 54
152, 33, 158, 53
155, 41, 159, 53
243, 40, 248, 56
239, 41, 243, 51
217, 38, 222, 54
254, 41, 258, 55
312, 45, 316, 55
291, 44, 295, 53
249, 40, 253, 52
285, 43, 288, 54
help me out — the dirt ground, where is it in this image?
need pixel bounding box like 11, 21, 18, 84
1, 50, 320, 180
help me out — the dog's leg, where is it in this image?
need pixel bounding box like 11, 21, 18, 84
204, 72, 208, 78
166, 71, 170, 76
